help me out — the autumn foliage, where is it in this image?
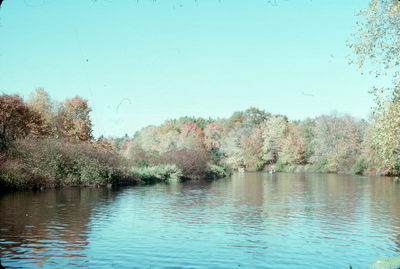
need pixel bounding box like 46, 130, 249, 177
2, 87, 400, 190
0, 90, 135, 189
159, 149, 210, 180
0, 94, 45, 149
126, 106, 397, 176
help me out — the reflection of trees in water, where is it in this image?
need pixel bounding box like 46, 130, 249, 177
157, 180, 216, 225
227, 173, 400, 253
304, 174, 362, 231
3, 174, 399, 267
367, 177, 400, 252
227, 173, 377, 238
159, 172, 400, 255
229, 172, 266, 228
0, 187, 119, 266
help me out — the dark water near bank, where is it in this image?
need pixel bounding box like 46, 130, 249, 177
1, 173, 400, 268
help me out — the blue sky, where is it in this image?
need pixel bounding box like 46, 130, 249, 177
0, 0, 384, 137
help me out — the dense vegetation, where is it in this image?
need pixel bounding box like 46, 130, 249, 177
1, 83, 399, 190
0, 89, 229, 190
121, 107, 398, 176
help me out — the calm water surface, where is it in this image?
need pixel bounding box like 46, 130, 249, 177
1, 173, 400, 268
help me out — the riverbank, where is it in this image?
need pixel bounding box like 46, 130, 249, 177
0, 138, 229, 191
2, 136, 396, 192
257, 159, 397, 177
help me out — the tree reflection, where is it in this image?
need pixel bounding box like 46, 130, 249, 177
0, 187, 118, 267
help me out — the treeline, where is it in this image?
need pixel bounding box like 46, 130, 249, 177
1, 87, 399, 190
120, 105, 399, 176
0, 89, 227, 190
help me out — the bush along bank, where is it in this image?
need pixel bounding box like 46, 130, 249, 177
0, 138, 138, 190
0, 140, 229, 191
130, 162, 229, 185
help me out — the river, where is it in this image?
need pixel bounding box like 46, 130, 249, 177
1, 172, 399, 268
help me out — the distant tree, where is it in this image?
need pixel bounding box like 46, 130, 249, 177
176, 116, 212, 129
219, 126, 247, 169
0, 94, 44, 149
59, 96, 93, 141
312, 114, 365, 172
242, 107, 271, 128
262, 116, 288, 164
177, 121, 205, 150
156, 122, 180, 152
280, 123, 307, 165
91, 136, 115, 152
27, 88, 52, 114
26, 88, 54, 136
225, 111, 246, 131
225, 107, 271, 131
203, 123, 223, 151
296, 118, 316, 163
241, 126, 265, 170
132, 125, 161, 153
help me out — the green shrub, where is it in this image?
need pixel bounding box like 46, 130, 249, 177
315, 159, 328, 172
352, 158, 367, 175
131, 164, 183, 184
393, 162, 400, 175
205, 163, 229, 179
274, 160, 287, 172
210, 148, 222, 162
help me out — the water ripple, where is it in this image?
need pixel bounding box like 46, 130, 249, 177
1, 173, 400, 268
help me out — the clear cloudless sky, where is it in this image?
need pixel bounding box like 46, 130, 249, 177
0, 0, 387, 137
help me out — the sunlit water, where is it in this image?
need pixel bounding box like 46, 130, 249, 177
1, 172, 400, 268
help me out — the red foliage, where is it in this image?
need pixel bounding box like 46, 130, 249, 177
180, 122, 205, 141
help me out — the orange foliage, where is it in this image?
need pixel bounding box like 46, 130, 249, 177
60, 96, 93, 142
0, 94, 45, 149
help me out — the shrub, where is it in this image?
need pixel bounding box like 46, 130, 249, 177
274, 160, 287, 172
0, 158, 34, 188
158, 149, 210, 180
315, 159, 329, 172
352, 158, 367, 175
2, 138, 130, 188
205, 163, 229, 179
131, 164, 183, 184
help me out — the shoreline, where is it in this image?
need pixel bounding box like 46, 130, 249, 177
2, 169, 397, 194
